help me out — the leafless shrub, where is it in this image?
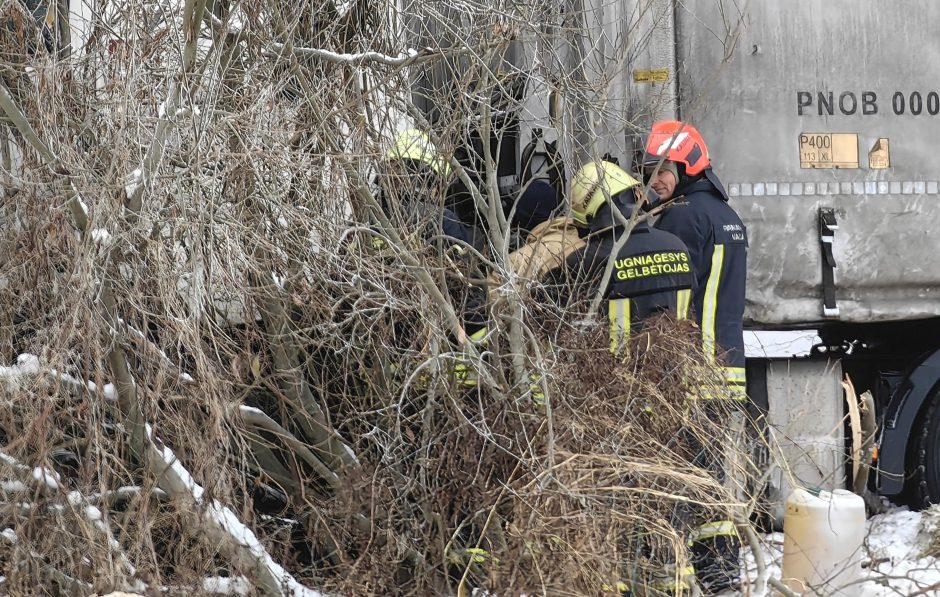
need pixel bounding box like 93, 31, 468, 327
0, 0, 762, 595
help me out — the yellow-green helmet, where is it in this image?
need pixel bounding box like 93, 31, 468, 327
569, 161, 640, 225
386, 128, 452, 178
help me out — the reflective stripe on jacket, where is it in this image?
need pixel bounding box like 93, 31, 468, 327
655, 173, 747, 377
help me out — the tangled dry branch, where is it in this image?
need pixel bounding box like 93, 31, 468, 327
0, 0, 768, 595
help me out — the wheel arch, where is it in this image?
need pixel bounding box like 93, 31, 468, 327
875, 348, 940, 497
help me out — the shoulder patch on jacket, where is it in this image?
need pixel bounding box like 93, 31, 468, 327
713, 221, 747, 245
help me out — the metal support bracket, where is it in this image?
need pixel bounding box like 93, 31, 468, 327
818, 207, 839, 317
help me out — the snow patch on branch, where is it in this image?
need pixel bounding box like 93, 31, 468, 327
271, 43, 435, 67
334, 0, 354, 18
209, 504, 324, 597
147, 425, 324, 596
0, 353, 43, 391
149, 424, 205, 501
0, 449, 135, 577
0, 353, 40, 380
83, 505, 103, 523
202, 576, 251, 595
76, 195, 90, 218
91, 228, 112, 246
31, 467, 60, 490
343, 444, 360, 466
84, 380, 118, 401
125, 168, 144, 198
0, 480, 27, 492
17, 354, 39, 373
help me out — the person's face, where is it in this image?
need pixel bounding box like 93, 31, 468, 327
647, 165, 677, 200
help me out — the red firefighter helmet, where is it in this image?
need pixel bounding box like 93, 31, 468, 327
643, 120, 711, 177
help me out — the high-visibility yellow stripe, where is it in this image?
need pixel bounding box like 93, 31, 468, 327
469, 327, 488, 343
609, 298, 630, 354
689, 520, 737, 543
725, 367, 746, 385
677, 288, 691, 320
702, 244, 725, 361
453, 361, 477, 386
528, 372, 545, 405
725, 367, 747, 399
650, 566, 695, 591
688, 385, 748, 401
388, 129, 451, 177
464, 547, 499, 564
692, 392, 747, 401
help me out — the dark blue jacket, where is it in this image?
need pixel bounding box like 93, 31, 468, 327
546, 194, 696, 351
655, 171, 747, 390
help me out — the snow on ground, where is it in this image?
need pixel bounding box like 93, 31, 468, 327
734, 331, 940, 594
744, 330, 821, 359
718, 506, 940, 596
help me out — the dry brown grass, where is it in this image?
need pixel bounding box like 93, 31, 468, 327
0, 233, 762, 595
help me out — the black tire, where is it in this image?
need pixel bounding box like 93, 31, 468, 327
908, 390, 940, 508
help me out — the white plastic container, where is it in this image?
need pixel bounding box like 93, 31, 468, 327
781, 488, 866, 595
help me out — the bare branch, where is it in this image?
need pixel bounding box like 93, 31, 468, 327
270, 44, 440, 66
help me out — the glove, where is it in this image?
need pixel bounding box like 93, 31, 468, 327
529, 372, 545, 406
452, 327, 488, 387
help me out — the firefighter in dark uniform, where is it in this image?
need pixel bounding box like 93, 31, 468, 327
380, 129, 476, 255
643, 120, 748, 594
643, 120, 747, 396
377, 128, 488, 383
545, 160, 696, 354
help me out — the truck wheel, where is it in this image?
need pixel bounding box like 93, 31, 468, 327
909, 391, 940, 508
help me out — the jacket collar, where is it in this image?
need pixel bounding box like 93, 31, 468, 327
675, 168, 729, 201
588, 191, 650, 235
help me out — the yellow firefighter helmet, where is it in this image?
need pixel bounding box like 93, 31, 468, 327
386, 128, 452, 178
569, 160, 640, 225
